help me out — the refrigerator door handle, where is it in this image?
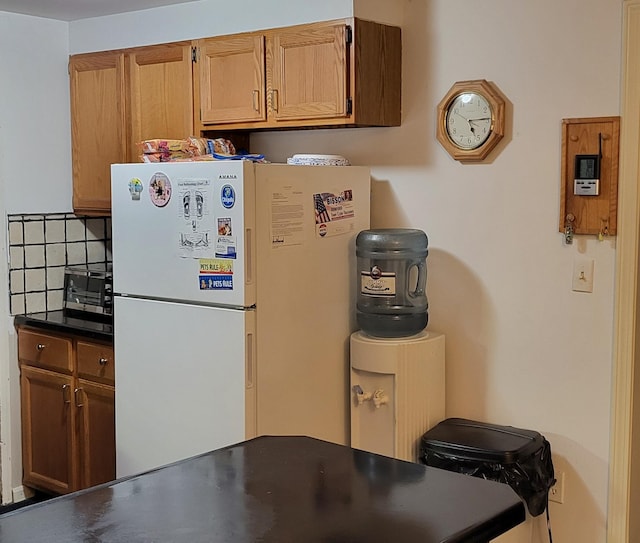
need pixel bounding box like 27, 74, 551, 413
246, 227, 253, 285
246, 332, 254, 388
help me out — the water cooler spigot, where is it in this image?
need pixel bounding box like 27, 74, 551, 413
372, 389, 389, 408
352, 384, 372, 404
353, 385, 388, 408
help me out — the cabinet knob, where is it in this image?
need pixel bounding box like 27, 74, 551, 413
99, 357, 108, 366
36, 343, 46, 351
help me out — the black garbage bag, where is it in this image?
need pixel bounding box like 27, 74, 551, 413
420, 418, 556, 517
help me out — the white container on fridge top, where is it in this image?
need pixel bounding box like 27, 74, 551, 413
111, 161, 370, 477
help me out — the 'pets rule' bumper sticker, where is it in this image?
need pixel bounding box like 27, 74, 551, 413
199, 259, 233, 290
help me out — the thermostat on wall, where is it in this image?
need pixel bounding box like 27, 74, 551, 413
574, 154, 600, 196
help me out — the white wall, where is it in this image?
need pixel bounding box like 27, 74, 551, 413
69, 0, 353, 53
253, 2, 622, 541
0, 12, 71, 503
0, 1, 622, 540
0, 13, 72, 214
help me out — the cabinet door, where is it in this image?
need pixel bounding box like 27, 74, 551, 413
269, 23, 347, 121
128, 42, 194, 161
197, 34, 266, 124
76, 379, 115, 489
69, 51, 126, 215
20, 366, 76, 494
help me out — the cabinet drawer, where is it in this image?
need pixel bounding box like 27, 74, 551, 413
77, 342, 115, 384
18, 329, 73, 373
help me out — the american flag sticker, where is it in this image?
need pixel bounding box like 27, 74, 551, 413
314, 193, 331, 223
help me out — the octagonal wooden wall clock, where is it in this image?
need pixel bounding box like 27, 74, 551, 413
436, 79, 506, 163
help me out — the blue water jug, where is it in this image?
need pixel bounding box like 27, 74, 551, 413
356, 229, 428, 338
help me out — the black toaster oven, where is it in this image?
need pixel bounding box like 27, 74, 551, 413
63, 264, 113, 318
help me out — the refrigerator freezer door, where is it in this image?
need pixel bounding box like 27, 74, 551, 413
111, 161, 256, 308
115, 296, 255, 478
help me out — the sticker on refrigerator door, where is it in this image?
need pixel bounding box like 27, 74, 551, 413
199, 258, 234, 290
215, 236, 237, 258
215, 219, 236, 258
177, 179, 215, 259
314, 189, 356, 238
220, 185, 236, 209
128, 178, 143, 200
149, 172, 172, 207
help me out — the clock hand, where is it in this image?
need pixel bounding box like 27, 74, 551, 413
469, 117, 491, 124
454, 112, 474, 134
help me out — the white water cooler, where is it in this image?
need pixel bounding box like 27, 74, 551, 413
350, 330, 445, 462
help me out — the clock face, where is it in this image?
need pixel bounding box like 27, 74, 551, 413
445, 92, 493, 150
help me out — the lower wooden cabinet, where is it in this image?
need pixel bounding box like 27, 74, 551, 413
20, 365, 75, 494
76, 379, 115, 489
18, 327, 115, 495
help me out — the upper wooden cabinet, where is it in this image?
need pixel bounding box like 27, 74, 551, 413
269, 23, 348, 122
127, 43, 194, 162
69, 51, 126, 215
69, 19, 401, 214
197, 34, 266, 124
194, 18, 401, 131
69, 42, 193, 216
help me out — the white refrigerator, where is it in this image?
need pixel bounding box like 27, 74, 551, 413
111, 161, 370, 477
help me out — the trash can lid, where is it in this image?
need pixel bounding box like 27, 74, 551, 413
421, 418, 545, 463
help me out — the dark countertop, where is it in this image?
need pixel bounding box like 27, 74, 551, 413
0, 435, 525, 542
14, 310, 113, 342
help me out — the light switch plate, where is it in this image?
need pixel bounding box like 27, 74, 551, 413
572, 258, 594, 293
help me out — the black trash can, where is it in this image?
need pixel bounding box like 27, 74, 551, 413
420, 418, 555, 517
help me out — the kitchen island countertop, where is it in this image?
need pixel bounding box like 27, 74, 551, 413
0, 435, 525, 542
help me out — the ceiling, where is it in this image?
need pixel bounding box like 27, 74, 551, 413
0, 0, 200, 21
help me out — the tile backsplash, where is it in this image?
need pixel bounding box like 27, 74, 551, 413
8, 214, 111, 315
